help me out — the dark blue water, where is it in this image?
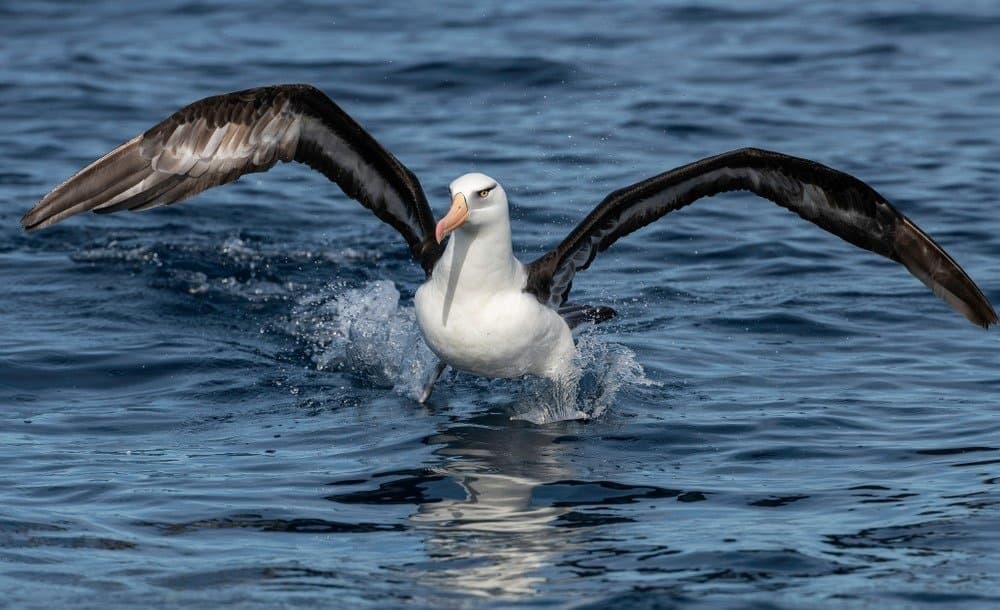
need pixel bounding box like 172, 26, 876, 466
3, 1, 1000, 607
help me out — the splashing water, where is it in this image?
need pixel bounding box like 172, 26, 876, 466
286, 280, 440, 399
511, 333, 660, 423
287, 281, 658, 419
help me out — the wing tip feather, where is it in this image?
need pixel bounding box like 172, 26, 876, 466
21, 135, 148, 232
21, 210, 44, 231
894, 217, 996, 329
22, 192, 71, 231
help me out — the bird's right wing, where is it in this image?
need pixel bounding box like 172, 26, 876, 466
22, 84, 444, 273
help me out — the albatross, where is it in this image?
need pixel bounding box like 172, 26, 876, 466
22, 84, 996, 402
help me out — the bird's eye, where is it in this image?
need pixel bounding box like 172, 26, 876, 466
478, 189, 490, 199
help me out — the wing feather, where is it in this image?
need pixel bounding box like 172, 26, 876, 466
525, 148, 995, 328
22, 84, 443, 273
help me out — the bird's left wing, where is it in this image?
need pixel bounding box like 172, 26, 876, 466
22, 84, 444, 273
524, 148, 996, 328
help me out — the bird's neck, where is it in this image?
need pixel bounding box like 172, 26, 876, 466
434, 217, 523, 298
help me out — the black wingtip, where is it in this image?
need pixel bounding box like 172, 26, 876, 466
587, 305, 618, 324
21, 206, 46, 232
977, 307, 998, 330
894, 218, 996, 329
557, 303, 618, 330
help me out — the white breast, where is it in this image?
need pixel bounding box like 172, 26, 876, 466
414, 268, 575, 379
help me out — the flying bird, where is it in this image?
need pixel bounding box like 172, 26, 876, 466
23, 84, 996, 402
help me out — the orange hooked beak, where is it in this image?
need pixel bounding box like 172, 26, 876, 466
435, 192, 469, 243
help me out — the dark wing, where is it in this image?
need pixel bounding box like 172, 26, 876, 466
22, 84, 443, 273
525, 148, 996, 328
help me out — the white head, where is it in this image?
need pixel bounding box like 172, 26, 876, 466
435, 173, 509, 243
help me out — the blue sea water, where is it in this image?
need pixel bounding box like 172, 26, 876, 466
2, 1, 1000, 607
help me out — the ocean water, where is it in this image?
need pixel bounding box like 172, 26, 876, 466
2, 1, 1000, 607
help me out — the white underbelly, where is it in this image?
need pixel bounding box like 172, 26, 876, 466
415, 283, 574, 379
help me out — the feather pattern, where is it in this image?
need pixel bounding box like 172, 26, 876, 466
22, 84, 443, 273
525, 148, 996, 328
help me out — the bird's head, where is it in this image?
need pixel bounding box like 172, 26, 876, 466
435, 173, 509, 243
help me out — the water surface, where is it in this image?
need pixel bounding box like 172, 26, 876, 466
2, 1, 1000, 608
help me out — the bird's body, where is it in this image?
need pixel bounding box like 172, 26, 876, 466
416, 265, 574, 379
415, 175, 575, 379
21, 84, 996, 406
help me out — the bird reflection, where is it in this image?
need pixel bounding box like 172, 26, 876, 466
409, 408, 578, 599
